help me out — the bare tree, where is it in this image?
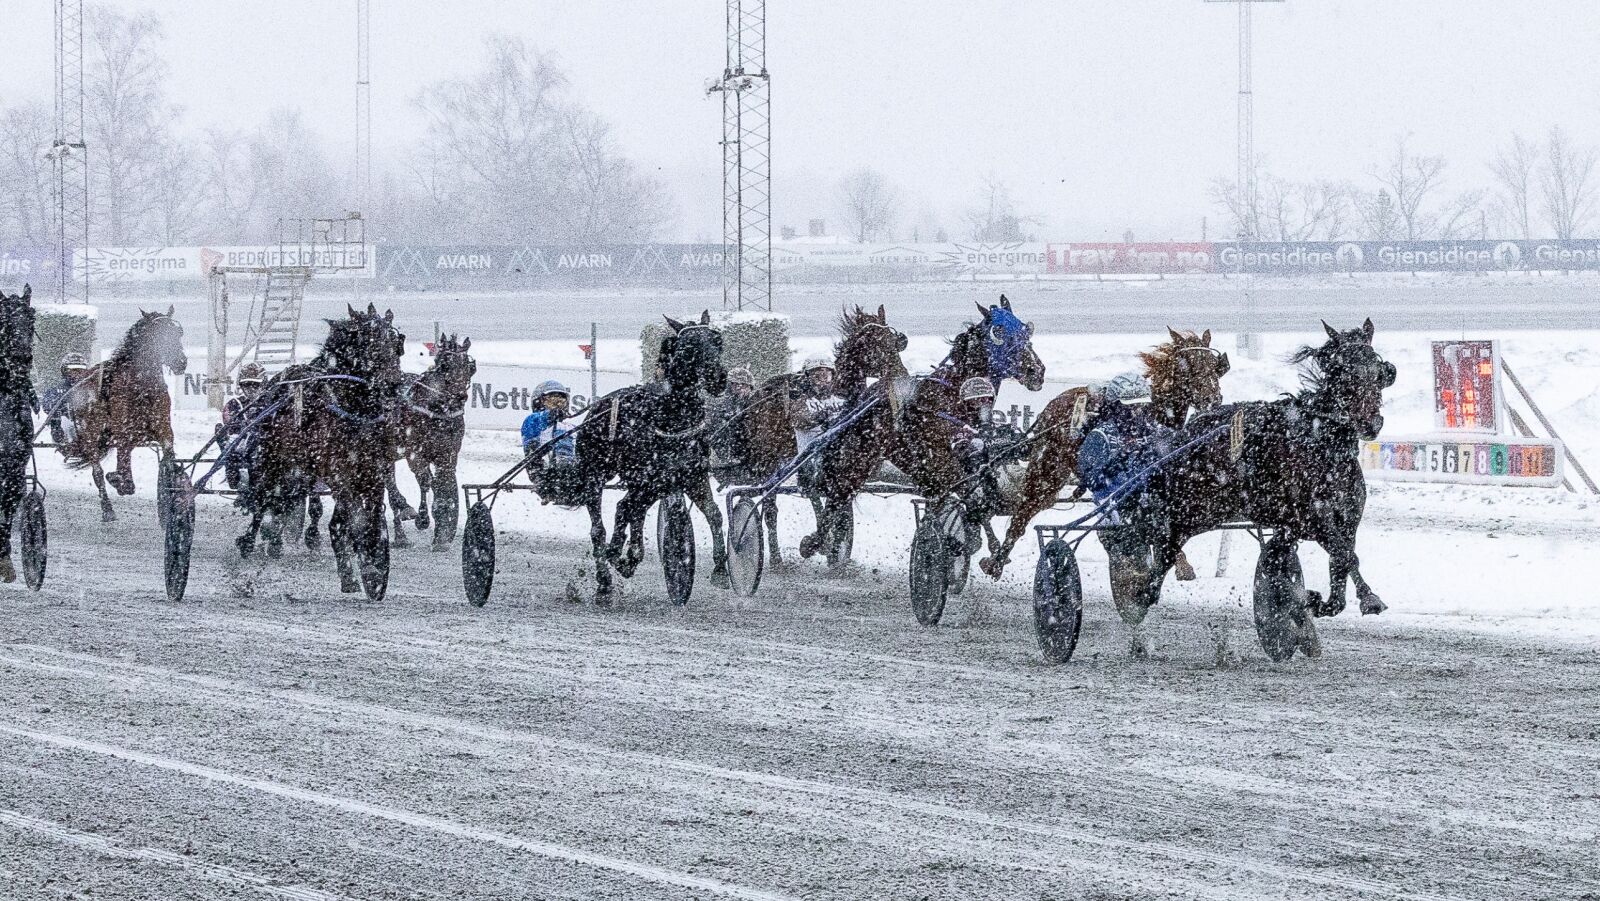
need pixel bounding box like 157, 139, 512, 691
195, 129, 259, 244
244, 108, 339, 240
147, 136, 204, 245
0, 103, 57, 248
835, 168, 900, 243
85, 4, 181, 245
411, 35, 669, 244
1372, 137, 1446, 241
1258, 176, 1351, 241
1435, 190, 1487, 240
1539, 126, 1598, 240
1352, 188, 1400, 242
963, 177, 1037, 242
1489, 133, 1539, 239
1208, 176, 1260, 240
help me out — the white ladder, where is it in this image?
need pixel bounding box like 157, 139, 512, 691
251, 268, 310, 370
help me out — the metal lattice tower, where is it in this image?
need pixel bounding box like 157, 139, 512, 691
51, 0, 89, 305
355, 0, 371, 213
707, 0, 771, 312
1206, 0, 1281, 241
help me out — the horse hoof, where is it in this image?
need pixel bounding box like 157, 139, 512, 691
0, 558, 14, 583
235, 536, 255, 559
416, 512, 432, 531
1173, 559, 1197, 581
266, 539, 283, 560
303, 532, 321, 551
431, 540, 450, 553
392, 530, 411, 549
710, 565, 731, 590
1360, 595, 1387, 616
978, 557, 1003, 580
340, 573, 361, 593
1130, 632, 1153, 660
594, 587, 615, 607
798, 534, 821, 559
101, 508, 117, 524
395, 504, 417, 522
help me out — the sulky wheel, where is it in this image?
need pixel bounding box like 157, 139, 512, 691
657, 493, 696, 606
726, 497, 764, 597
909, 511, 952, 626
155, 455, 174, 528
162, 466, 195, 602
1032, 538, 1084, 664
461, 501, 496, 607
1253, 536, 1309, 662
19, 487, 47, 591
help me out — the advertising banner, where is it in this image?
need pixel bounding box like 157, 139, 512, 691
1046, 243, 1214, 274
76, 244, 377, 283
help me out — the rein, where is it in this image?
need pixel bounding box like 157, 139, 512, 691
400, 378, 466, 421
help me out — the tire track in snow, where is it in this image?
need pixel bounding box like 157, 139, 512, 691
0, 721, 795, 901
0, 644, 1477, 901
0, 809, 355, 901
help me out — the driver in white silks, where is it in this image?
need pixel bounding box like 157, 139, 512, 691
42, 353, 91, 447
949, 376, 1028, 516
790, 356, 845, 497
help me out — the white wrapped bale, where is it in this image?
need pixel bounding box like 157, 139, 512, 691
33, 304, 98, 387
640, 311, 790, 385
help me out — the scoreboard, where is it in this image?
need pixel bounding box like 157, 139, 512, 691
1361, 436, 1564, 487
1432, 340, 1502, 432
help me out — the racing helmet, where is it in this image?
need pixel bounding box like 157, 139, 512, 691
801, 355, 833, 373
237, 362, 266, 385
535, 379, 571, 399
960, 377, 996, 403
727, 366, 756, 388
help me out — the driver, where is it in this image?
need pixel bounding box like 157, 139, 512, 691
790, 356, 843, 497
1076, 372, 1169, 522
42, 352, 91, 446
522, 380, 581, 505
949, 377, 1027, 515
219, 363, 267, 492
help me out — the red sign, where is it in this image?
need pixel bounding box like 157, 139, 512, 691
579, 344, 594, 361
1045, 242, 1215, 275
1432, 340, 1500, 432
424, 341, 437, 356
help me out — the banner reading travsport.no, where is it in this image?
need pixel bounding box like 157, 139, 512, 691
11, 239, 1600, 287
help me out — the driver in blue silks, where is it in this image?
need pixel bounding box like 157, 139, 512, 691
1076, 372, 1171, 522
522, 380, 581, 505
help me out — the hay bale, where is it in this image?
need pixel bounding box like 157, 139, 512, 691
640, 311, 790, 385
33, 304, 98, 387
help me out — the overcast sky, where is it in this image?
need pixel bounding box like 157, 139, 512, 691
2, 1, 1598, 243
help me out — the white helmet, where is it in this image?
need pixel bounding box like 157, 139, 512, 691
960, 377, 996, 403
801, 355, 833, 373
535, 379, 571, 398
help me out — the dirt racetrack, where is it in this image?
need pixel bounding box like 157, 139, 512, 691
2, 468, 1598, 901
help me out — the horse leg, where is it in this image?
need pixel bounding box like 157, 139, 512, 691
112, 444, 136, 495
586, 490, 614, 604
90, 459, 117, 522
329, 497, 360, 593
1173, 549, 1198, 582
431, 459, 460, 550
762, 497, 782, 567
980, 451, 1068, 580
0, 471, 20, 583
304, 494, 324, 550
413, 460, 434, 532
386, 465, 416, 521
606, 490, 649, 579
236, 509, 264, 559
688, 478, 729, 589
799, 493, 826, 559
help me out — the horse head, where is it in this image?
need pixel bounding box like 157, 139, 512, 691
134, 306, 187, 375
0, 285, 36, 379
834, 304, 907, 395
1295, 318, 1395, 440
1144, 327, 1229, 420
661, 310, 726, 396
432, 333, 476, 394
961, 294, 1045, 390
324, 303, 405, 386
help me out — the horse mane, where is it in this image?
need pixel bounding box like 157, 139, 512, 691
1140, 331, 1199, 399
1286, 343, 1330, 394
109, 313, 162, 366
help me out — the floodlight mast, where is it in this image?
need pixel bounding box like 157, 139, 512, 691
707, 0, 772, 312
51, 0, 89, 305
1204, 0, 1282, 241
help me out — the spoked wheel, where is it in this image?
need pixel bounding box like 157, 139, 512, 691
657, 493, 695, 606
1253, 537, 1308, 662
19, 487, 47, 591
726, 497, 764, 597
825, 504, 854, 570
353, 499, 391, 602
461, 501, 496, 607
1032, 538, 1085, 664
155, 456, 173, 528
909, 510, 952, 626
161, 463, 195, 602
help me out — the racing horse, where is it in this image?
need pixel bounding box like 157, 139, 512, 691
58, 307, 186, 522
387, 333, 475, 550
803, 295, 1046, 565
1128, 319, 1396, 654
575, 311, 727, 602
0, 286, 37, 582
239, 304, 405, 598
735, 305, 908, 566
979, 328, 1230, 581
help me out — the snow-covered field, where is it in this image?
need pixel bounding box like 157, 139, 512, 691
2, 325, 1597, 899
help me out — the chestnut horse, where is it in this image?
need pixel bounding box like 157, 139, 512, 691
59, 307, 186, 522
388, 333, 475, 550
979, 328, 1230, 580
734, 305, 907, 565
801, 295, 1046, 566
0, 285, 37, 582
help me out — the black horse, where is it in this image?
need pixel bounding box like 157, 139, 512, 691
240, 304, 405, 598
575, 311, 728, 602
388, 334, 475, 551
0, 285, 37, 583
1125, 319, 1396, 651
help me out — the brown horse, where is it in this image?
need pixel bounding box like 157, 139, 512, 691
803, 295, 1046, 566
979, 328, 1230, 580
388, 333, 475, 551
59, 307, 187, 522
734, 305, 907, 565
